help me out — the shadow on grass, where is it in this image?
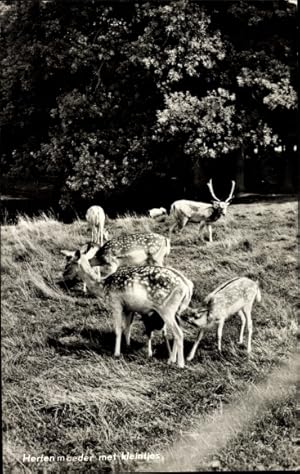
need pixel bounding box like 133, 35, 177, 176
47, 319, 250, 367
46, 324, 171, 360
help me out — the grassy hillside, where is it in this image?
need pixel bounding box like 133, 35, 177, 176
2, 201, 298, 472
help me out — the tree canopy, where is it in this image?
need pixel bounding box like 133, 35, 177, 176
0, 0, 297, 208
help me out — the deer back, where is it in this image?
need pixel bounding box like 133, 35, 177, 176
102, 265, 190, 314
86, 205, 105, 226
171, 200, 213, 222
90, 233, 169, 267
206, 277, 259, 318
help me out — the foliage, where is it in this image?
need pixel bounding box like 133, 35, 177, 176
0, 0, 297, 205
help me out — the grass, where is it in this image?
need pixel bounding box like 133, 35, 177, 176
214, 393, 298, 471
1, 201, 298, 472
143, 352, 298, 472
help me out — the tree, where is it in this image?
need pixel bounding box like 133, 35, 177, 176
208, 0, 297, 192
1, 0, 297, 208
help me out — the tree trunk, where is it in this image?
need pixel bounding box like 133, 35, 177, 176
281, 141, 295, 193
235, 144, 246, 194
189, 159, 207, 199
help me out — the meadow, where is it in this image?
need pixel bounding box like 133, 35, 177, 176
2, 200, 298, 472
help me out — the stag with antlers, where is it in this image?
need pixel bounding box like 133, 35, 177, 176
169, 179, 236, 242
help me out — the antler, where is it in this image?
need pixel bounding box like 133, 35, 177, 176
225, 180, 236, 202
207, 179, 220, 202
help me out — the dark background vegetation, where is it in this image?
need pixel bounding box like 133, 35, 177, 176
0, 0, 298, 221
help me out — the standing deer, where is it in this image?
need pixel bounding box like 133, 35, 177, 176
183, 277, 261, 361
169, 180, 236, 242
86, 205, 109, 246
63, 249, 193, 368
61, 232, 171, 287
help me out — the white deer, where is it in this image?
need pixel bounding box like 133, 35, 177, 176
148, 207, 167, 219
86, 205, 109, 246
169, 180, 236, 242
61, 232, 171, 288
183, 277, 261, 361
63, 249, 193, 368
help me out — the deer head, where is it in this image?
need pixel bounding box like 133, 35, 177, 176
61, 245, 101, 283
182, 307, 215, 329
207, 179, 236, 216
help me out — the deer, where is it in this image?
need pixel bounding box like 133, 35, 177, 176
148, 207, 167, 219
169, 179, 236, 242
142, 265, 194, 358
60, 232, 171, 289
182, 277, 261, 361
86, 205, 109, 246
63, 248, 193, 368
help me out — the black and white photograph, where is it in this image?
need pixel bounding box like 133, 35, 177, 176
1, 0, 298, 472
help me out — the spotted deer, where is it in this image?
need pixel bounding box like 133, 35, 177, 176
61, 233, 171, 288
86, 205, 109, 246
63, 249, 193, 368
169, 180, 236, 242
142, 265, 194, 358
183, 277, 261, 361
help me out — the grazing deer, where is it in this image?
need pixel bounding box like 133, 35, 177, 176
183, 277, 261, 361
61, 232, 171, 288
63, 249, 193, 368
86, 205, 109, 246
148, 207, 167, 219
169, 180, 236, 242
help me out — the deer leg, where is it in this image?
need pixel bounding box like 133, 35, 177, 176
178, 216, 189, 232
187, 329, 204, 361
217, 319, 225, 353
198, 221, 206, 241
170, 217, 187, 236
172, 321, 184, 368
208, 224, 213, 243
159, 289, 186, 368
123, 312, 134, 347
97, 266, 101, 281
162, 325, 172, 357
99, 225, 103, 247
112, 303, 123, 357
237, 309, 246, 345
114, 326, 122, 357
164, 317, 184, 368
244, 306, 253, 354
147, 331, 153, 358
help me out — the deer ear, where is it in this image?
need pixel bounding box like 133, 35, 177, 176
60, 250, 76, 258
